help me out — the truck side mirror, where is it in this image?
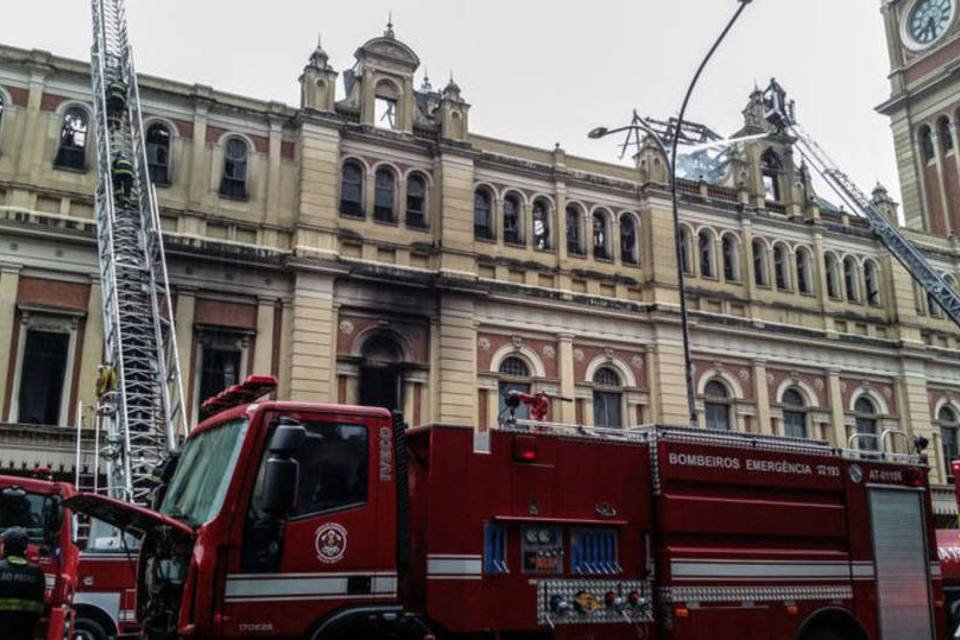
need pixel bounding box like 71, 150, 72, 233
44, 497, 63, 547
269, 418, 307, 455
261, 458, 299, 516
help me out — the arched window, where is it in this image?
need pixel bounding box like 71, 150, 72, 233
753, 239, 769, 286
854, 396, 878, 451
503, 194, 524, 245
774, 244, 790, 290
405, 173, 427, 228
825, 254, 841, 299
374, 167, 397, 222
474, 188, 494, 239
498, 356, 531, 420
220, 137, 248, 198
939, 116, 954, 154
620, 214, 638, 265
843, 257, 861, 302
593, 210, 611, 259
920, 126, 936, 163
532, 199, 551, 250
593, 367, 623, 428
340, 161, 364, 217
938, 406, 959, 479
704, 380, 731, 430
781, 388, 806, 439
698, 230, 715, 278
865, 260, 881, 306
566, 205, 584, 256
145, 122, 172, 185
761, 151, 782, 201
929, 291, 944, 318
721, 235, 739, 281
679, 227, 693, 275
796, 247, 813, 294
54, 106, 89, 170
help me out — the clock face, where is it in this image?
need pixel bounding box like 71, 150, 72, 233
907, 0, 954, 47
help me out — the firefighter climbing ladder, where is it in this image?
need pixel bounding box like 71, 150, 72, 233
761, 79, 960, 328
89, 0, 185, 505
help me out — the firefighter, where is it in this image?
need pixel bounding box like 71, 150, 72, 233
0, 527, 46, 640
112, 153, 135, 204
105, 78, 127, 122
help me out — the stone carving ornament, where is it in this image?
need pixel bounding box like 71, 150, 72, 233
339, 320, 354, 335
478, 336, 491, 351
542, 345, 556, 359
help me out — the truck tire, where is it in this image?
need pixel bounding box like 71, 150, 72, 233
72, 617, 110, 640
803, 629, 847, 640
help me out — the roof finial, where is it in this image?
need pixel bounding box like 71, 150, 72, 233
385, 11, 395, 38
420, 67, 433, 92
317, 32, 323, 48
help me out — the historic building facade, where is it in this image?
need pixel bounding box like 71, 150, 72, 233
1, 23, 959, 517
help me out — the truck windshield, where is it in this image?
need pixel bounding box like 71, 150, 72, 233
0, 490, 51, 543
160, 418, 248, 527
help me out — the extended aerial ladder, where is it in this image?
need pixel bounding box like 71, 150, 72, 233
88, 0, 185, 505
761, 79, 960, 329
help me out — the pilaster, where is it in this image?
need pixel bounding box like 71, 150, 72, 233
252, 296, 276, 376
558, 333, 576, 423
437, 293, 477, 425
753, 359, 771, 435
0, 266, 21, 420
827, 369, 845, 447
289, 271, 335, 402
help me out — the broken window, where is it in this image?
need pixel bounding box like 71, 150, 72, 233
406, 173, 427, 228
196, 332, 246, 417
532, 200, 551, 250
939, 117, 954, 153
721, 234, 738, 281
698, 230, 714, 277
825, 254, 841, 299
503, 194, 523, 245
854, 397, 878, 451
374, 167, 396, 222
566, 205, 584, 256
843, 257, 860, 302
753, 239, 769, 286
498, 356, 531, 420
761, 151, 782, 202
340, 161, 364, 217
474, 188, 494, 239
621, 214, 638, 265
375, 97, 397, 130
17, 329, 70, 425
219, 137, 248, 198
774, 244, 789, 290
796, 248, 812, 294
920, 126, 936, 162
54, 107, 89, 170
593, 210, 610, 259
865, 260, 881, 306
146, 122, 172, 185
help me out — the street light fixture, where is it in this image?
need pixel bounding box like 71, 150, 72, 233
588, 0, 755, 426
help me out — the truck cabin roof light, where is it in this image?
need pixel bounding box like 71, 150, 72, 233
512, 436, 538, 462
199, 375, 278, 421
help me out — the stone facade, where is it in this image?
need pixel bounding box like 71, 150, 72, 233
1, 25, 959, 517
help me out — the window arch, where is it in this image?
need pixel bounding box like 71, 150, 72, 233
698, 229, 715, 278
340, 160, 365, 217
145, 122, 172, 185
853, 396, 878, 450
620, 214, 638, 265
679, 226, 693, 275
405, 172, 427, 228
753, 239, 769, 286
796, 247, 813, 294
566, 205, 584, 256
721, 234, 739, 281
498, 356, 532, 420
374, 166, 397, 222
825, 254, 841, 299
843, 256, 861, 302
920, 125, 936, 163
938, 405, 959, 478
532, 199, 551, 250
781, 388, 806, 438
761, 150, 783, 201
939, 116, 954, 154
474, 187, 494, 239
773, 243, 790, 290
503, 193, 524, 245
704, 380, 731, 430
593, 209, 611, 259
864, 260, 881, 306
54, 106, 89, 170
593, 367, 622, 428
219, 137, 248, 198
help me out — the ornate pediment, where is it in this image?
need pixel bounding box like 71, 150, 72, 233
356, 36, 420, 71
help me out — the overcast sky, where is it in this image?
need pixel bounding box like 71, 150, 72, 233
3, 0, 900, 204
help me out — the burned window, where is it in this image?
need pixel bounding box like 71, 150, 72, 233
503, 195, 523, 245
292, 422, 369, 516
375, 97, 397, 130
566, 205, 584, 256
844, 257, 860, 302
621, 215, 638, 265
721, 235, 738, 281
406, 173, 427, 228
498, 356, 531, 420
920, 126, 936, 163
146, 122, 172, 185
374, 167, 396, 222
753, 239, 769, 286
761, 151, 782, 201
219, 137, 248, 199
939, 117, 954, 153
340, 161, 364, 217
593, 210, 610, 260
54, 107, 89, 170
474, 188, 494, 239
532, 200, 551, 250
774, 244, 789, 290
698, 230, 714, 278
865, 260, 881, 306
196, 333, 245, 416
796, 248, 812, 294
17, 330, 70, 425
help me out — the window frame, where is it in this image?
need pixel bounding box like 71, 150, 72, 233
703, 380, 731, 431
796, 248, 813, 294
592, 209, 611, 260
780, 388, 807, 439
939, 117, 954, 154
532, 199, 552, 251
145, 121, 173, 186
192, 329, 251, 424
405, 173, 428, 228
566, 205, 585, 256
853, 396, 878, 451
474, 188, 495, 240
373, 166, 397, 223
497, 356, 532, 420
219, 136, 249, 199
938, 406, 959, 480
10, 310, 80, 427
592, 366, 623, 428
620, 214, 638, 265
843, 257, 861, 303
54, 106, 90, 172
920, 126, 936, 163
698, 230, 715, 278
340, 161, 365, 218
503, 194, 525, 246
773, 244, 790, 291
721, 234, 739, 282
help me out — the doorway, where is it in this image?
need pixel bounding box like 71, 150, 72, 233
358, 334, 404, 411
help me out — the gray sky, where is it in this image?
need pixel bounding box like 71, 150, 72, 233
3, 0, 900, 204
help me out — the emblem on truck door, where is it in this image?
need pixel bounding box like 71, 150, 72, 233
848, 464, 863, 484
315, 523, 348, 564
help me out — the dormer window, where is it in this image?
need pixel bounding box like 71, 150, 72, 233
761, 151, 782, 202
375, 97, 397, 129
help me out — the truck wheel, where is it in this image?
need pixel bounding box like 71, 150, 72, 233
803, 629, 847, 640
72, 618, 109, 640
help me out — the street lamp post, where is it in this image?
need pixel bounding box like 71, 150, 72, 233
589, 0, 754, 425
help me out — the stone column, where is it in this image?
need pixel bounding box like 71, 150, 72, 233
827, 369, 845, 447
0, 266, 21, 420
753, 360, 772, 435
252, 297, 275, 376
558, 333, 576, 423
289, 271, 335, 402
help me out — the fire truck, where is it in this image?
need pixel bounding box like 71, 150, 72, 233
64, 375, 944, 640
934, 462, 960, 637
0, 473, 78, 639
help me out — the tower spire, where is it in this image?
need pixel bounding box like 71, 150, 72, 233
385, 11, 395, 38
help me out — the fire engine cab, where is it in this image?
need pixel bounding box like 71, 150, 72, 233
66, 376, 944, 640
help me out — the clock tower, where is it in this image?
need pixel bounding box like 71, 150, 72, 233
878, 0, 960, 237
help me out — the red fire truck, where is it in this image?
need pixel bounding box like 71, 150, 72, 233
66, 376, 944, 639
73, 535, 140, 639
934, 461, 960, 638
0, 474, 78, 639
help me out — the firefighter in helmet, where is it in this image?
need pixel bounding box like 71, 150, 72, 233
0, 527, 46, 640
112, 153, 135, 204
105, 78, 127, 123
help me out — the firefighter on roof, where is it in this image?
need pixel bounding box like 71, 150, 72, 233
0, 527, 46, 640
